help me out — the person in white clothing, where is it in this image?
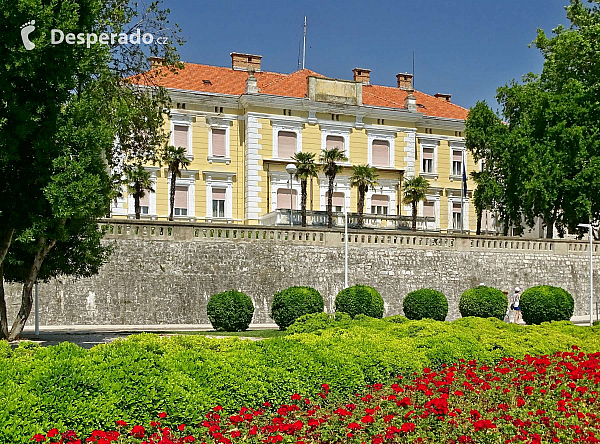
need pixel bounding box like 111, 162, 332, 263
511, 287, 522, 323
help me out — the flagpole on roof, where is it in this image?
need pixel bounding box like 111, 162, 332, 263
302, 16, 307, 69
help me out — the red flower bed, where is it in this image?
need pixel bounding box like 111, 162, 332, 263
32, 347, 600, 443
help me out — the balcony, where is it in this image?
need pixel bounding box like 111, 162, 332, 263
259, 209, 436, 231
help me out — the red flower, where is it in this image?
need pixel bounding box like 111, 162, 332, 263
130, 425, 145, 438
47, 429, 59, 438
158, 412, 167, 419
348, 422, 362, 430
361, 415, 374, 424
178, 424, 185, 432
115, 421, 127, 428
31, 434, 46, 442
400, 423, 415, 433
291, 393, 301, 401
183, 436, 196, 443
321, 384, 330, 393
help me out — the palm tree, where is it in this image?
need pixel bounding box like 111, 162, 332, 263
350, 165, 379, 229
162, 145, 191, 221
403, 176, 430, 231
125, 165, 154, 220
291, 152, 319, 227
320, 148, 348, 228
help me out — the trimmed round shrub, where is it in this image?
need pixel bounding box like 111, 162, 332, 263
335, 285, 384, 318
459, 286, 507, 320
271, 286, 324, 330
207, 290, 254, 331
520, 285, 574, 325
403, 289, 448, 321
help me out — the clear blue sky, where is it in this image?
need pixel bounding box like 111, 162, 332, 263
164, 0, 570, 112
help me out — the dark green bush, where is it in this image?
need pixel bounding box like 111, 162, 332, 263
207, 290, 254, 331
459, 286, 507, 320
403, 289, 448, 321
271, 286, 324, 330
334, 285, 384, 318
520, 285, 574, 325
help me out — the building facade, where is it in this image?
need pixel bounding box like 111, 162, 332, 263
113, 52, 482, 232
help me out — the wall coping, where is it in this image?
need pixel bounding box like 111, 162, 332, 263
99, 218, 599, 256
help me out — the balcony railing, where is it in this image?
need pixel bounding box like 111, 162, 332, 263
259, 209, 436, 231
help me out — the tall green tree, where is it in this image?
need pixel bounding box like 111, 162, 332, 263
350, 165, 378, 229
0, 0, 183, 340
291, 152, 319, 227
125, 165, 155, 220
162, 145, 191, 221
403, 176, 430, 232
320, 148, 348, 228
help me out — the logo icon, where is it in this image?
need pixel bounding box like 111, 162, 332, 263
21, 20, 36, 50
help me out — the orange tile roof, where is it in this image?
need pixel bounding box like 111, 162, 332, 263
137, 63, 468, 120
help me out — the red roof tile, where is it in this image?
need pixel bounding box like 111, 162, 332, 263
136, 63, 468, 120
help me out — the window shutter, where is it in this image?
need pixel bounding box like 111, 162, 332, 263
212, 129, 226, 157
326, 135, 344, 151
453, 150, 463, 162
212, 188, 226, 201
174, 125, 188, 150
139, 190, 150, 207
174, 186, 188, 209
277, 131, 297, 159
423, 148, 434, 160
372, 140, 389, 166
423, 201, 435, 217
277, 189, 297, 209
371, 194, 389, 207
326, 191, 344, 207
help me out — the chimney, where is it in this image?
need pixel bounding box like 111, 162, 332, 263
245, 69, 259, 94
396, 72, 413, 89
434, 93, 452, 103
352, 68, 371, 85
148, 56, 164, 69
405, 87, 417, 112
230, 52, 262, 72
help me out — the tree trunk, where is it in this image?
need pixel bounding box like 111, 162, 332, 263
0, 227, 14, 266
412, 202, 417, 231
327, 175, 335, 229
357, 187, 365, 229
0, 263, 8, 340
476, 206, 483, 235
7, 237, 56, 341
301, 179, 307, 227
169, 170, 176, 221
134, 194, 141, 219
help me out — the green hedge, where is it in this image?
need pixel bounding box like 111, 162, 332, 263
459, 286, 507, 320
3, 316, 600, 444
207, 290, 254, 331
403, 289, 448, 321
335, 285, 384, 318
270, 286, 324, 330
520, 285, 574, 325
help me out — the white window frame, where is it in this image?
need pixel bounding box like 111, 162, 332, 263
170, 113, 194, 160
271, 118, 303, 160
204, 171, 235, 221
318, 174, 350, 213
320, 123, 351, 163
448, 194, 469, 232
420, 195, 440, 230
207, 116, 233, 165
127, 167, 158, 219
271, 171, 301, 211
367, 128, 396, 168
449, 141, 466, 182
365, 179, 398, 216
418, 138, 439, 179
167, 169, 197, 220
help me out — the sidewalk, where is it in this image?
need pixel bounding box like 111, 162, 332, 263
16, 324, 278, 349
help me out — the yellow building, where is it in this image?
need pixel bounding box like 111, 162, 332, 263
113, 52, 477, 232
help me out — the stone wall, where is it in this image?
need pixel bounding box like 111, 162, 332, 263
5, 220, 600, 326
